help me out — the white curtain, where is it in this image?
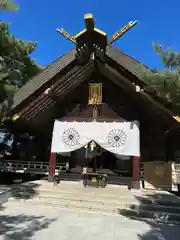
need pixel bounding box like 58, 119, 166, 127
94, 122, 139, 157
51, 120, 140, 157
51, 121, 92, 153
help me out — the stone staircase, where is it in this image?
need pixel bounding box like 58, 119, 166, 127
4, 180, 180, 224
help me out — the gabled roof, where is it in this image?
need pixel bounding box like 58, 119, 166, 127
11, 46, 147, 111
12, 49, 76, 109
7, 44, 180, 133
106, 46, 147, 78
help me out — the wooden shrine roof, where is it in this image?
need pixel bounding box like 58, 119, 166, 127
4, 12, 179, 137
12, 46, 147, 110
106, 46, 145, 78
7, 46, 180, 134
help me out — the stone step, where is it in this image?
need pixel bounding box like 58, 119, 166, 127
132, 195, 180, 207
10, 192, 180, 214
8, 194, 134, 208
119, 207, 180, 223
7, 197, 180, 224
20, 193, 125, 202
15, 186, 180, 209
14, 190, 134, 205
36, 188, 132, 197
16, 184, 133, 198
14, 183, 180, 208
7, 198, 119, 214
129, 203, 180, 214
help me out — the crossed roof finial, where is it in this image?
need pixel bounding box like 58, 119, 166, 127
56, 13, 139, 46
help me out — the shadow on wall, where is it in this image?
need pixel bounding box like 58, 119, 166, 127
0, 214, 57, 239
119, 192, 180, 240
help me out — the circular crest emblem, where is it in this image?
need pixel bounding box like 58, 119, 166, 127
107, 129, 127, 148
155, 167, 164, 177
62, 128, 80, 146
92, 177, 97, 183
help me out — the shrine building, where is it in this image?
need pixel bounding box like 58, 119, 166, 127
4, 14, 180, 189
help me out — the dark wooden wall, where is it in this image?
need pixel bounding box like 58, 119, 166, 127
52, 73, 169, 162
10, 73, 170, 162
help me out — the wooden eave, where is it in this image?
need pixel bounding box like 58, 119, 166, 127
16, 62, 95, 123
97, 62, 178, 126
106, 46, 173, 111
11, 49, 76, 112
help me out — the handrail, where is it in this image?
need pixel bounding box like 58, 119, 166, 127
0, 160, 67, 174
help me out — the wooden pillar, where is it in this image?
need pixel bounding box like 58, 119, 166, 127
48, 152, 56, 182
132, 156, 140, 189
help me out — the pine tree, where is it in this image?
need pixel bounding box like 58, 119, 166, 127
141, 42, 180, 114
0, 0, 18, 11
0, 22, 42, 120
153, 42, 180, 71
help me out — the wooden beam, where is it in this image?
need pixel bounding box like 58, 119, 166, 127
25, 64, 92, 121
25, 62, 95, 122
56, 28, 76, 44
84, 13, 94, 31
108, 21, 139, 45
19, 66, 81, 119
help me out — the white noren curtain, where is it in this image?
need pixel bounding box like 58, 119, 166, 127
51, 120, 140, 157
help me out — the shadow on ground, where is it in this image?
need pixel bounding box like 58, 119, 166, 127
119, 192, 180, 240
12, 182, 40, 200
0, 178, 57, 239
136, 222, 180, 240
0, 214, 57, 239
0, 172, 44, 201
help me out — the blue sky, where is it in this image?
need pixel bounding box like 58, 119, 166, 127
1, 0, 180, 69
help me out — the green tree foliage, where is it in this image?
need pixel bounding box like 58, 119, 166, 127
0, 3, 41, 155
0, 0, 18, 11
153, 42, 180, 71
0, 21, 42, 120
141, 42, 180, 114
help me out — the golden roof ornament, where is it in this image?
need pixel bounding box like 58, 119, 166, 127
56, 14, 139, 46
56, 14, 139, 63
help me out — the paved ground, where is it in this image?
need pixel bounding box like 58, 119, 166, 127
1, 180, 180, 239
1, 203, 180, 240
0, 186, 11, 195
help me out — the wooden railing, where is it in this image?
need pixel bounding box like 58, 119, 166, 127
0, 160, 67, 175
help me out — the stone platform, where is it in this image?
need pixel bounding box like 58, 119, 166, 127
1, 180, 180, 239
4, 180, 180, 222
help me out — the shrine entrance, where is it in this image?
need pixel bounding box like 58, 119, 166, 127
49, 120, 140, 188
56, 142, 133, 177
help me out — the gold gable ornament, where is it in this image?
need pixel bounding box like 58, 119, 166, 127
88, 83, 103, 105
